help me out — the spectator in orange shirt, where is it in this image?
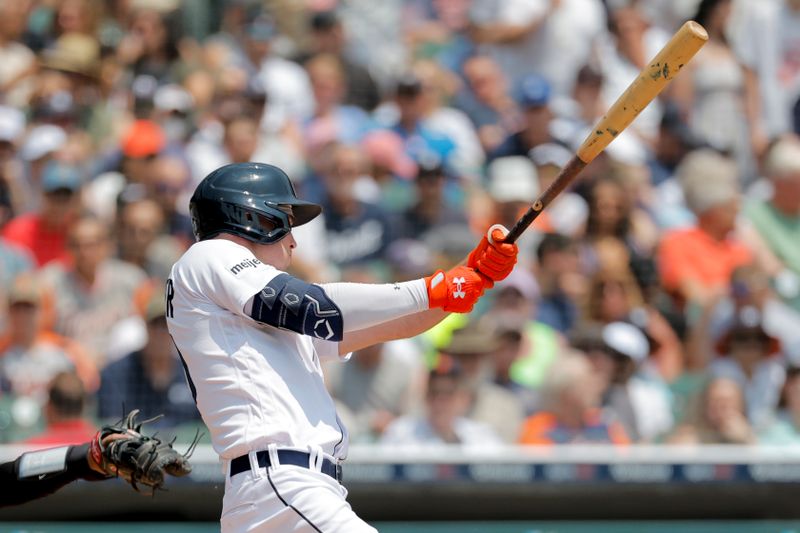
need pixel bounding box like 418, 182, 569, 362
518, 352, 630, 446
23, 371, 97, 447
2, 161, 82, 267
657, 149, 753, 308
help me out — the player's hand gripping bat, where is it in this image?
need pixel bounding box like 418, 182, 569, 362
497, 20, 708, 246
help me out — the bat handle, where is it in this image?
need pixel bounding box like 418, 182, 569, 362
504, 206, 541, 245
501, 156, 588, 245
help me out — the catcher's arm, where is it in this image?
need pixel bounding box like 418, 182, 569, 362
2, 443, 106, 508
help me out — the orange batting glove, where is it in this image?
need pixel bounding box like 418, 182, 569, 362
425, 265, 488, 313
467, 224, 519, 283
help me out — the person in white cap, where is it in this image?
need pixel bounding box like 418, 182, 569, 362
574, 321, 674, 442
486, 155, 541, 265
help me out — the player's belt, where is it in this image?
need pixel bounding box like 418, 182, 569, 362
229, 449, 342, 482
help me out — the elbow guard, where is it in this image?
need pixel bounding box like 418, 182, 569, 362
250, 273, 344, 341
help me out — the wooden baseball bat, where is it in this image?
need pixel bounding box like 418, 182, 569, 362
501, 20, 708, 244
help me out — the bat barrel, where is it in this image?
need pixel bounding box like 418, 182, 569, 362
576, 20, 707, 164
501, 20, 708, 246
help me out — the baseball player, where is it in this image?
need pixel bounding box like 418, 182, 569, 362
166, 162, 517, 532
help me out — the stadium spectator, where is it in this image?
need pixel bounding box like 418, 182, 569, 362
324, 340, 426, 443
304, 53, 373, 146
39, 217, 148, 364
0, 275, 98, 402
488, 73, 559, 160
380, 357, 503, 447
657, 149, 752, 308
709, 306, 785, 429
483, 268, 562, 394
0, 2, 36, 107
534, 233, 584, 333
733, 0, 800, 138
573, 322, 674, 443
245, 15, 315, 124
584, 239, 684, 381
97, 291, 198, 427
2, 160, 83, 267
317, 144, 394, 267
439, 323, 525, 443
301, 10, 380, 112
518, 351, 629, 445
670, 0, 765, 182
759, 361, 800, 444
119, 119, 167, 185
468, 0, 605, 95
116, 6, 182, 83
455, 55, 522, 154
359, 129, 417, 213
146, 154, 195, 246
488, 326, 540, 414
668, 376, 756, 445
410, 59, 485, 180
394, 155, 467, 240
116, 197, 183, 281
742, 136, 800, 296
16, 124, 68, 214
23, 371, 97, 447
388, 72, 457, 168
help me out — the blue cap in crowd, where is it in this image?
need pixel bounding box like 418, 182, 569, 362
246, 17, 276, 42
517, 73, 551, 108
41, 161, 82, 193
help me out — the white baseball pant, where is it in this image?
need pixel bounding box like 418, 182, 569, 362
221, 449, 378, 532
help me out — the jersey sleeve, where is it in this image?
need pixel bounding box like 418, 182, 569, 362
179, 242, 282, 319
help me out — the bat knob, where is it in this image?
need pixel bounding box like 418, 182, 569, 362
486, 224, 509, 245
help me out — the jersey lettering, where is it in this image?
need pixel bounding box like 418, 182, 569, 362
250, 273, 344, 341
165, 278, 175, 318
229, 258, 262, 275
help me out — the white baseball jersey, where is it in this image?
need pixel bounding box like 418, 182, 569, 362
166, 239, 350, 461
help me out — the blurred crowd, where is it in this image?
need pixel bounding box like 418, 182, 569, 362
0, 0, 799, 449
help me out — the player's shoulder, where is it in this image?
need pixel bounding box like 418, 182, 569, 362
172, 239, 277, 280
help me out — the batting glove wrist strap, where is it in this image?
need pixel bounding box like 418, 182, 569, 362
425, 266, 487, 313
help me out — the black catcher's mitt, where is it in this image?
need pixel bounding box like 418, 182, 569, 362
89, 409, 199, 493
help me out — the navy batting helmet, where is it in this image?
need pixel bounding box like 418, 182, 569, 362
189, 162, 321, 244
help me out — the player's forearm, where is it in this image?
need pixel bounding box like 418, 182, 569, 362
339, 307, 448, 355
320, 279, 429, 332
1, 444, 101, 508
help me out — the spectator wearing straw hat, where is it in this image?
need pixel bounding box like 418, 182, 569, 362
439, 322, 525, 443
